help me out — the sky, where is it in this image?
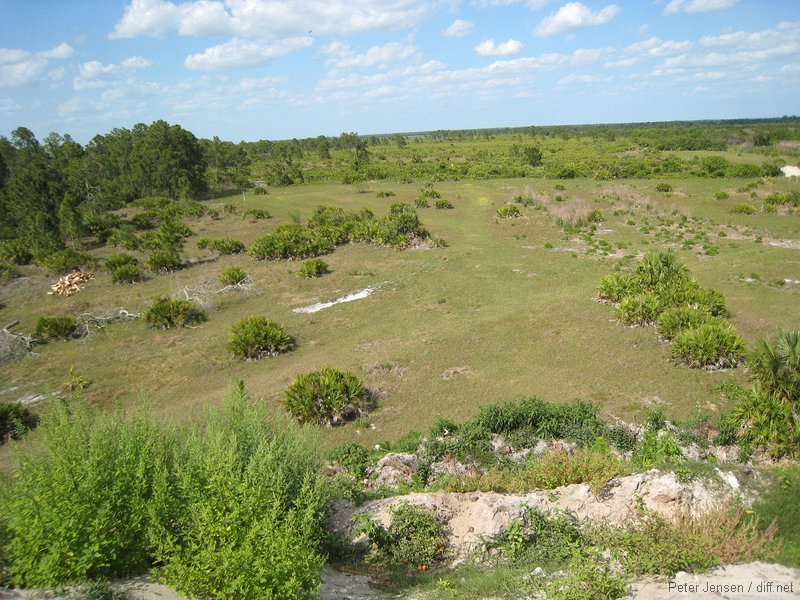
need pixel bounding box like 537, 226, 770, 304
0, 0, 799, 144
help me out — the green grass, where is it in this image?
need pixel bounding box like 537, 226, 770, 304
1, 172, 798, 460
749, 465, 800, 567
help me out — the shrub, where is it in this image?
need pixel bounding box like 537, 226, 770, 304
130, 213, 157, 230
34, 316, 77, 341
328, 442, 371, 478
655, 183, 673, 192
146, 250, 181, 272
597, 271, 641, 303
298, 258, 329, 278
196, 238, 210, 249
111, 264, 142, 284
670, 320, 746, 369
283, 367, 371, 426
731, 387, 800, 459
616, 293, 662, 326
106, 228, 141, 250
0, 403, 34, 443
249, 224, 332, 260
104, 253, 138, 272
0, 399, 168, 587
0, 240, 32, 265
376, 191, 396, 198
632, 430, 683, 469
207, 238, 245, 254
714, 191, 730, 201
0, 262, 19, 280
656, 306, 710, 340
497, 205, 521, 218
253, 186, 269, 195
635, 249, 689, 289
223, 203, 238, 214
219, 267, 249, 287
435, 199, 454, 209
151, 387, 326, 599
747, 330, 800, 403
414, 198, 429, 208
242, 208, 271, 221
587, 209, 604, 223
356, 502, 447, 568
39, 249, 93, 274
731, 203, 757, 215
144, 296, 206, 330
229, 316, 293, 360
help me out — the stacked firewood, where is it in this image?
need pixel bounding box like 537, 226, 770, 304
48, 271, 95, 297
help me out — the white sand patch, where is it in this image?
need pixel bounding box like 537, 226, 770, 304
292, 287, 375, 314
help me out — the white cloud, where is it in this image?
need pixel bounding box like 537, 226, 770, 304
121, 56, 153, 70
0, 43, 73, 88
74, 61, 118, 89
443, 19, 474, 37
38, 43, 75, 59
111, 0, 430, 39
324, 42, 418, 69
475, 38, 524, 57
571, 47, 615, 65
534, 2, 619, 37
557, 73, 612, 86
184, 36, 313, 70
664, 0, 738, 16
624, 37, 692, 57
780, 64, 800, 74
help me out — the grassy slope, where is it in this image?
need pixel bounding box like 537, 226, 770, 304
1, 172, 798, 457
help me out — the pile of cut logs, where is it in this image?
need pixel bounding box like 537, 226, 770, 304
48, 271, 95, 297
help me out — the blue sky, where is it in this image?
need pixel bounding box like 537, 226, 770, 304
1, 0, 798, 143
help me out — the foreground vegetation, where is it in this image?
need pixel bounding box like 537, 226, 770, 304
1, 117, 799, 596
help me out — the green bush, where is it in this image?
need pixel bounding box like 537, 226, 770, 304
196, 238, 210, 249
435, 199, 454, 209
587, 209, 604, 223
104, 253, 138, 272
731, 203, 757, 215
655, 182, 673, 192
0, 399, 168, 587
249, 224, 332, 260
632, 430, 683, 469
356, 502, 447, 568
219, 267, 249, 287
252, 186, 269, 195
39, 249, 93, 274
656, 306, 710, 340
283, 367, 371, 426
0, 403, 34, 443
497, 205, 521, 218
111, 264, 142, 284
228, 316, 293, 360
748, 330, 800, 403
616, 293, 662, 326
150, 387, 325, 599
298, 258, 329, 278
34, 316, 78, 341
414, 198, 429, 208
597, 271, 642, 303
671, 320, 746, 369
146, 250, 181, 272
328, 442, 371, 478
714, 191, 730, 201
207, 238, 245, 254
242, 208, 271, 221
144, 296, 206, 330
0, 262, 19, 280
0, 240, 32, 265
106, 228, 141, 250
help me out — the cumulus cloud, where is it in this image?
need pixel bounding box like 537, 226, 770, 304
443, 19, 474, 37
111, 0, 429, 39
184, 36, 312, 70
121, 56, 153, 70
664, 0, 738, 16
323, 41, 418, 69
534, 2, 619, 37
474, 38, 524, 56
0, 43, 74, 88
624, 37, 692, 57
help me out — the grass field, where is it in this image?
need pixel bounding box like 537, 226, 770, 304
1, 165, 799, 458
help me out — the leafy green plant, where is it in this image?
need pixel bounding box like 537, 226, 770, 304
111, 264, 142, 284
356, 502, 447, 569
655, 182, 673, 192
497, 205, 521, 218
242, 208, 271, 221
207, 238, 245, 254
414, 198, 429, 208
219, 266, 249, 287
249, 224, 332, 260
228, 316, 293, 360
39, 249, 93, 274
435, 199, 454, 209
327, 442, 371, 478
670, 320, 746, 369
104, 253, 138, 272
632, 430, 683, 469
597, 271, 641, 303
656, 306, 710, 340
0, 240, 32, 265
0, 262, 19, 280
283, 367, 371, 426
0, 403, 34, 443
748, 330, 800, 403
144, 296, 206, 329
616, 293, 662, 326
146, 249, 181, 272
298, 258, 329, 278
731, 203, 756, 215
34, 316, 77, 341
